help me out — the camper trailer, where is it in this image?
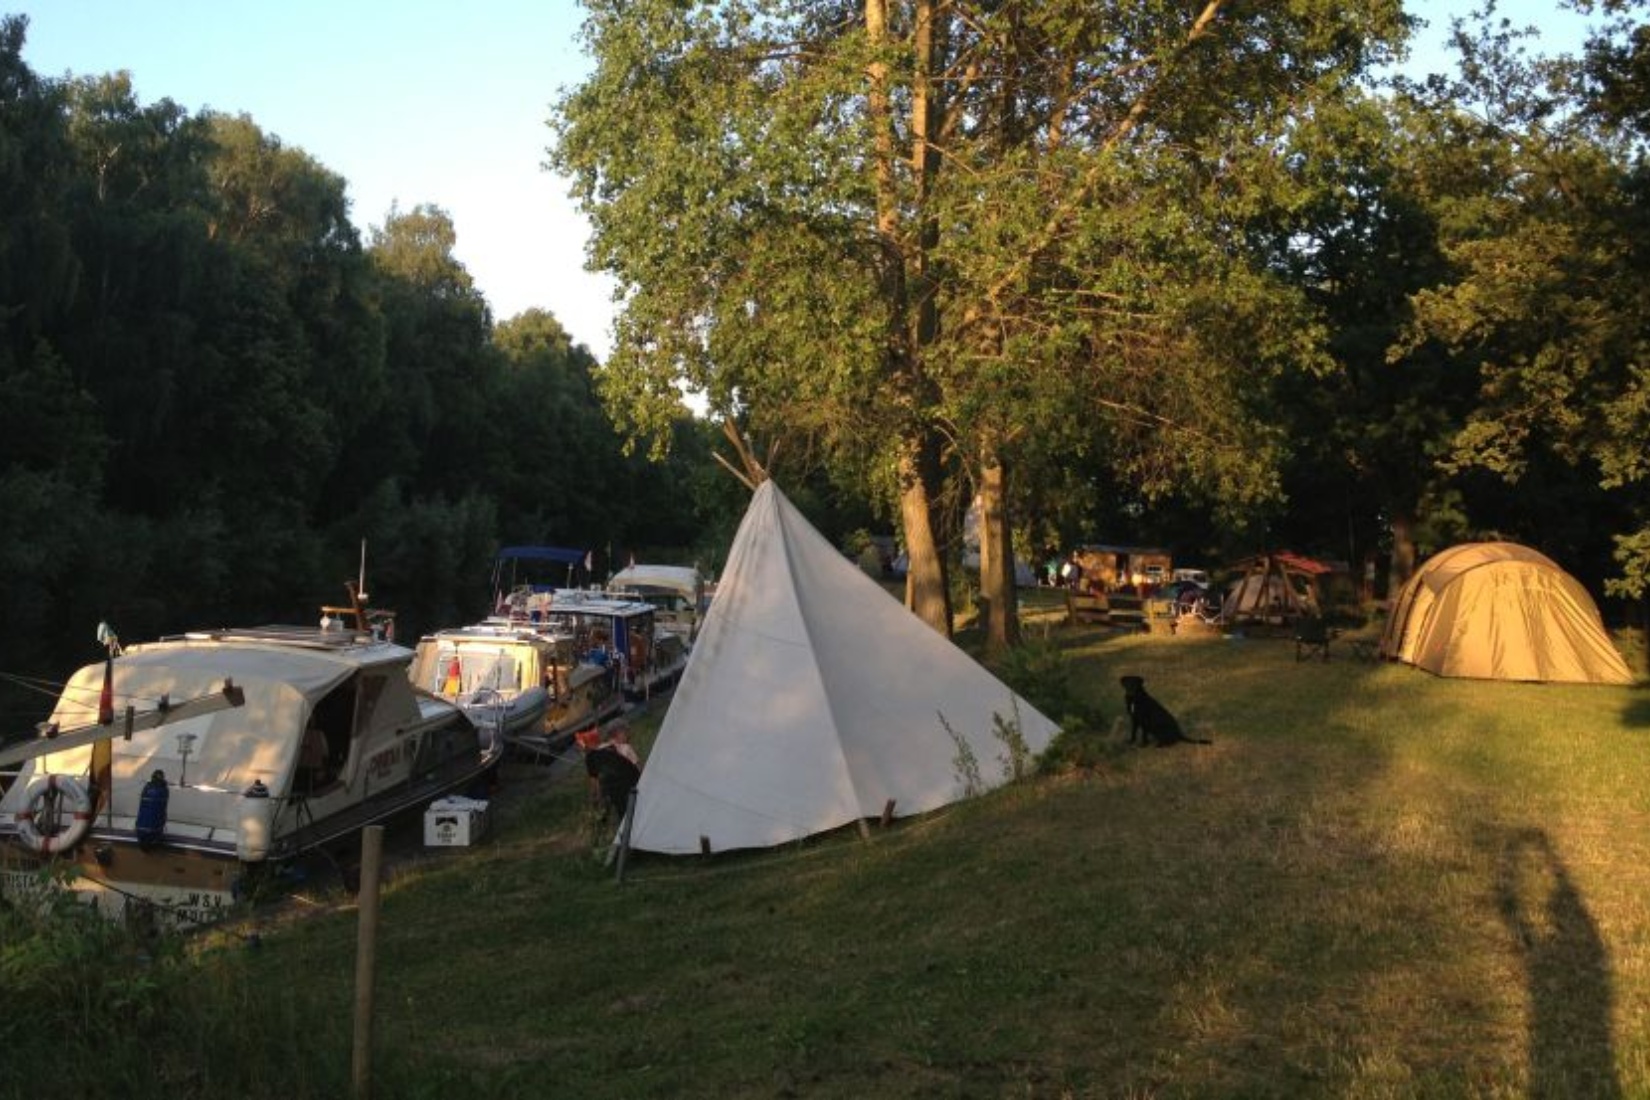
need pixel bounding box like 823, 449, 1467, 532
1073, 545, 1173, 592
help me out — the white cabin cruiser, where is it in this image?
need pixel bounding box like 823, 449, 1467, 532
409, 620, 622, 760
0, 606, 499, 926
607, 563, 706, 644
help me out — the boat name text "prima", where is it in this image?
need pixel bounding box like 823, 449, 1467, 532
367, 735, 418, 782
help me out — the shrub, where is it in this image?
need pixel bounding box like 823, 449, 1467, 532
0, 868, 181, 1053
989, 636, 1114, 773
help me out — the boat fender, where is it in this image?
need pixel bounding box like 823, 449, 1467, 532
135, 770, 170, 851
15, 773, 94, 855
236, 788, 278, 862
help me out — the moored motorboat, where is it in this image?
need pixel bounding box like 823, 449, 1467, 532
489, 547, 689, 703
409, 620, 623, 760
0, 592, 500, 927
542, 589, 688, 702
606, 563, 707, 644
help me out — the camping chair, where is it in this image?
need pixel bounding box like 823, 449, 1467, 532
1294, 616, 1337, 662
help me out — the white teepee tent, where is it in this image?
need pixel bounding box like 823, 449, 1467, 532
628, 481, 1060, 854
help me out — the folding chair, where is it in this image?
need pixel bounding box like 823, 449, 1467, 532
1294, 616, 1335, 662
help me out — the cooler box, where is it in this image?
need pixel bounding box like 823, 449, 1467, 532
424, 796, 490, 847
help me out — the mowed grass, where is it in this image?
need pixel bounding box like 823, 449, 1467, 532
167, 624, 1650, 1097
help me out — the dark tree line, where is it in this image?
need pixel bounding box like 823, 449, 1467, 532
0, 15, 722, 728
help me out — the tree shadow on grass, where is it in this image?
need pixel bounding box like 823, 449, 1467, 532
1492, 826, 1621, 1100
1620, 689, 1650, 731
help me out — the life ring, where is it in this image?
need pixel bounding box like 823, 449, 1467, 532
14, 773, 94, 854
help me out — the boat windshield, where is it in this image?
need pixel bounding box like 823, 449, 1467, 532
416, 646, 525, 697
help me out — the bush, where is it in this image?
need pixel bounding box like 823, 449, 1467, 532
0, 869, 181, 1054
988, 636, 1118, 773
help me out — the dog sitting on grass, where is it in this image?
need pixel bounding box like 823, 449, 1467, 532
1120, 675, 1211, 747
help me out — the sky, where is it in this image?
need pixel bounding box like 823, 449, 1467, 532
12, 1, 1601, 365
15, 0, 616, 355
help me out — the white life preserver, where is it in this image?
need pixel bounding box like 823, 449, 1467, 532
14, 773, 94, 854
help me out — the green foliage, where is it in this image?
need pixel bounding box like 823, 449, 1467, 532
1390, 8, 1650, 597
552, 0, 1412, 604
991, 635, 1113, 773
940, 711, 984, 797
840, 528, 872, 558
1609, 527, 1650, 600
993, 635, 1104, 733
991, 705, 1034, 784
941, 701, 1035, 795
0, 868, 178, 1051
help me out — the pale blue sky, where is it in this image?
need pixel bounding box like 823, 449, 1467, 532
16, 0, 613, 351
12, 1, 1599, 363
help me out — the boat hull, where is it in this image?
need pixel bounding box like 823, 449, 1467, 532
0, 722, 497, 927
1, 627, 501, 928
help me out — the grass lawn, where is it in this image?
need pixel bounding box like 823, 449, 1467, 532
42, 613, 1650, 1099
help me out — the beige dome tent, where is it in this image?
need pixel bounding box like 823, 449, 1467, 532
1378, 542, 1632, 685
627, 480, 1060, 855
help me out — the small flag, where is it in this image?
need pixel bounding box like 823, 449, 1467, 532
443, 656, 462, 695
97, 655, 114, 725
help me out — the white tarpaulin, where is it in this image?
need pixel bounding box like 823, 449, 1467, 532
628, 481, 1060, 855
0, 640, 378, 828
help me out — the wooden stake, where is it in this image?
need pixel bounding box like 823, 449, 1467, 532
614, 789, 637, 885
881, 799, 897, 827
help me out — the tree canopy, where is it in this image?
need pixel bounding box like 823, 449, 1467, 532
552, 0, 1413, 647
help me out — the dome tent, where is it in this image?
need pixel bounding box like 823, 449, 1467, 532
1378, 542, 1632, 685
627, 480, 1060, 855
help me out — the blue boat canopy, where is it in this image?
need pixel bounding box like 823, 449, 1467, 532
496, 546, 587, 564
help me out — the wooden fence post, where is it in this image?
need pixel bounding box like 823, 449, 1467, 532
352, 826, 385, 1100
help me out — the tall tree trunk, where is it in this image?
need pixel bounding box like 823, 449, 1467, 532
869, 0, 950, 636
899, 438, 951, 634
978, 441, 1020, 655
1387, 508, 1418, 602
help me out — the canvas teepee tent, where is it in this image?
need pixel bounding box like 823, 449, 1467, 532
627, 481, 1060, 855
1378, 541, 1632, 685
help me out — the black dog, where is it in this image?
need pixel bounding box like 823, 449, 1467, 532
1121, 675, 1211, 747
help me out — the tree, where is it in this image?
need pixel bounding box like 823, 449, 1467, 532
1257, 90, 1480, 594
363, 203, 493, 502
1395, 3, 1650, 601
553, 1, 1410, 647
